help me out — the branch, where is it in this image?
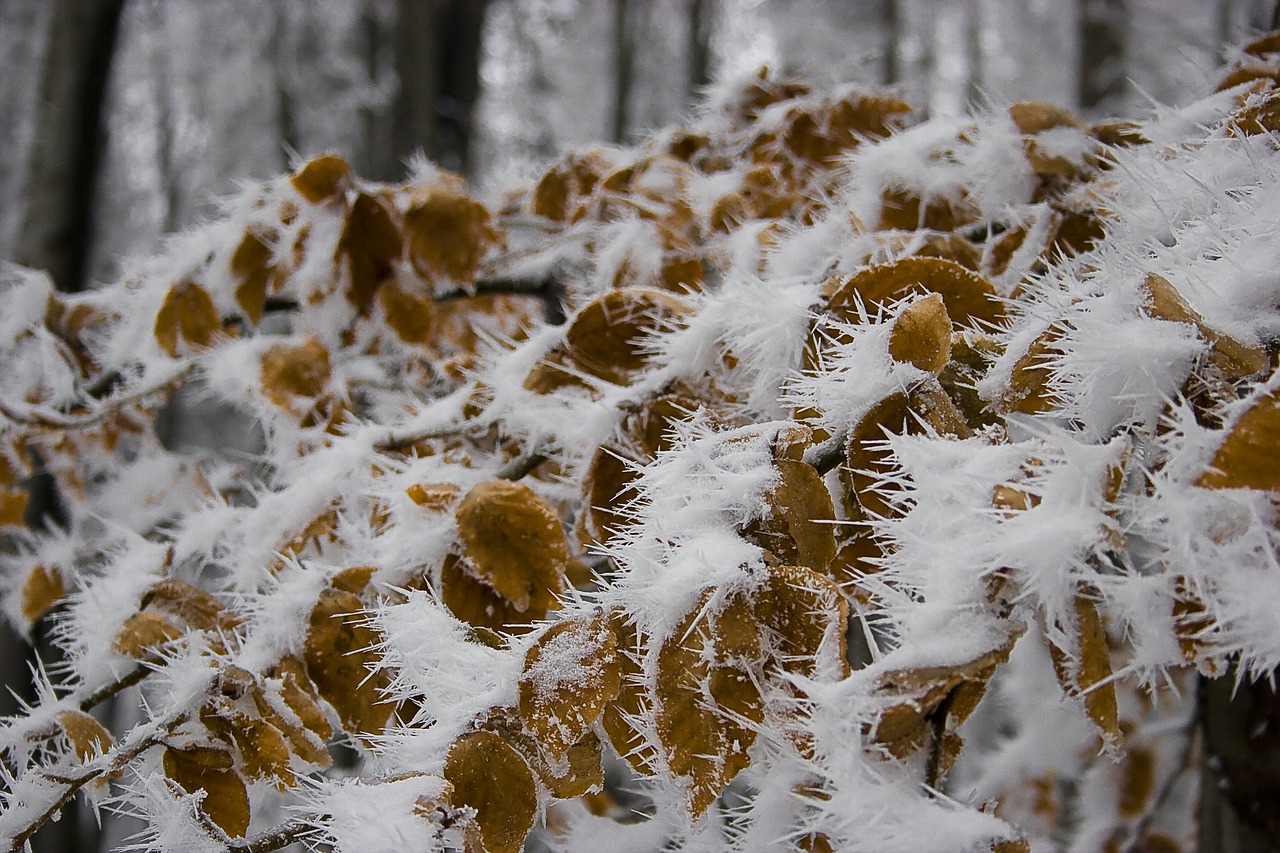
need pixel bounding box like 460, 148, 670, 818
5, 720, 178, 853
0, 364, 195, 430
77, 662, 152, 712
230, 818, 315, 853
497, 450, 548, 481
802, 428, 848, 475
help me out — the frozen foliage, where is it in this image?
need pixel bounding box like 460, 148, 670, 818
7, 31, 1280, 853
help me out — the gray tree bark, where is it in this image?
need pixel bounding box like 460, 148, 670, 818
14, 0, 125, 293
384, 0, 490, 180
1079, 0, 1127, 113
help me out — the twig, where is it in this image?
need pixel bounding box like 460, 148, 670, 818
435, 274, 559, 304
923, 689, 958, 793
373, 424, 485, 454
0, 364, 195, 431
78, 663, 152, 713
802, 428, 849, 475
5, 722, 177, 853
230, 818, 316, 853
497, 451, 548, 481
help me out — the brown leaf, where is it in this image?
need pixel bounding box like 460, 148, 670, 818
58, 709, 113, 762
1049, 587, 1120, 746
455, 480, 569, 614
290, 155, 354, 205
1197, 388, 1280, 491
404, 188, 499, 283
653, 612, 763, 817
154, 281, 220, 357
601, 614, 656, 776
0, 489, 28, 529
19, 564, 63, 626
525, 289, 694, 392
825, 257, 1004, 330
754, 564, 848, 679
440, 551, 526, 634
269, 655, 334, 760
140, 579, 240, 633
444, 731, 538, 853
303, 588, 393, 739
888, 293, 952, 374
579, 445, 643, 548
163, 746, 251, 838
230, 226, 276, 325
1000, 324, 1063, 415
1141, 273, 1266, 380
844, 386, 971, 519
113, 612, 183, 658
873, 637, 1017, 759
379, 280, 436, 344
743, 459, 837, 574
260, 337, 331, 411
406, 482, 463, 512
335, 192, 402, 312
519, 612, 621, 762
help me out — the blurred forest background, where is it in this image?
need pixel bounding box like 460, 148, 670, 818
1, 1, 1279, 851
4, 0, 1279, 298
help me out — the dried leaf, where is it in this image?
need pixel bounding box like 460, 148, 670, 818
444, 731, 538, 853
440, 551, 526, 634
19, 564, 63, 626
406, 482, 463, 512
601, 614, 656, 776
58, 709, 113, 762
404, 188, 499, 282
1197, 388, 1280, 491
1000, 324, 1063, 415
743, 459, 837, 574
888, 293, 952, 374
261, 337, 331, 411
270, 655, 334, 754
579, 445, 643, 547
113, 612, 183, 658
163, 746, 251, 838
303, 588, 393, 738
519, 612, 621, 761
826, 257, 1004, 329
140, 578, 239, 633
0, 489, 28, 529
290, 154, 354, 205
455, 480, 569, 614
754, 564, 848, 679
230, 226, 275, 325
654, 615, 762, 817
1141, 273, 1266, 379
1049, 587, 1120, 745
1172, 576, 1216, 671
379, 280, 436, 344
335, 192, 401, 312
873, 637, 1017, 758
154, 281, 219, 357
525, 289, 693, 392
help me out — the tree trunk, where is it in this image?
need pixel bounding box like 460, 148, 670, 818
687, 0, 713, 104
882, 0, 900, 85
611, 0, 635, 145
387, 0, 489, 180
14, 0, 125, 293
1078, 0, 1127, 113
